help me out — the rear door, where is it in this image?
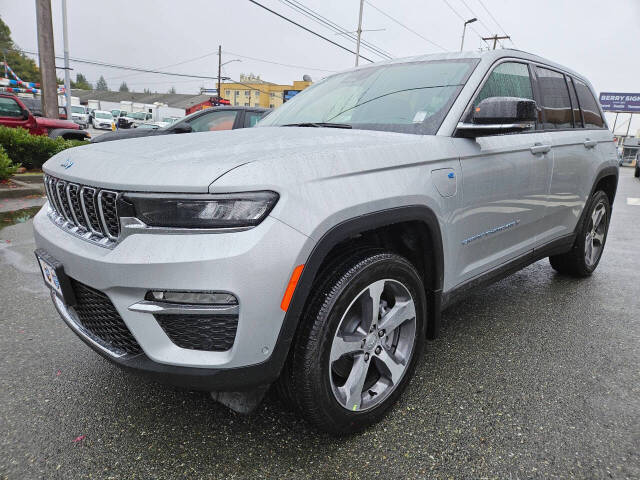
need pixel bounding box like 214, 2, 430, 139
537, 69, 611, 241
452, 61, 553, 286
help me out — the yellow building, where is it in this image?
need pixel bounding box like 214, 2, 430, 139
220, 74, 312, 109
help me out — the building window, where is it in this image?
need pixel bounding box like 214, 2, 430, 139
254, 90, 260, 96
244, 102, 250, 107
225, 90, 230, 95
245, 90, 250, 96
269, 104, 274, 108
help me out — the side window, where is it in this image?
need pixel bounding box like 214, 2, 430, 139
567, 77, 583, 128
535, 67, 573, 129
0, 97, 24, 118
574, 79, 605, 129
244, 111, 264, 128
188, 110, 238, 132
472, 62, 534, 110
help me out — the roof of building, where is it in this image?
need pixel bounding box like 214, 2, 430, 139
70, 89, 213, 109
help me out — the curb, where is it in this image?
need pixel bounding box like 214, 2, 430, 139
0, 179, 44, 200
13, 173, 44, 184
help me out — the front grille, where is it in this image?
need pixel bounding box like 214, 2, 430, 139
154, 314, 238, 351
44, 175, 120, 246
70, 279, 142, 355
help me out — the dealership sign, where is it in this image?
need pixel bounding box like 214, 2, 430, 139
599, 92, 640, 112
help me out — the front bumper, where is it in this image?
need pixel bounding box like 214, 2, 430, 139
33, 204, 311, 389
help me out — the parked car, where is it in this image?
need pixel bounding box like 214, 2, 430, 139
117, 111, 154, 129
152, 116, 181, 129
34, 50, 618, 434
92, 106, 270, 143
69, 105, 90, 129
635, 154, 639, 178
91, 110, 116, 130
0, 93, 89, 140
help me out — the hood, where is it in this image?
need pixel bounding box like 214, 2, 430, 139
36, 116, 79, 130
43, 126, 425, 193
91, 128, 163, 144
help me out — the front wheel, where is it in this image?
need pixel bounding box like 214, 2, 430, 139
282, 252, 426, 434
549, 190, 611, 276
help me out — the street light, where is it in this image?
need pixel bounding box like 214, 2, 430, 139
460, 18, 477, 52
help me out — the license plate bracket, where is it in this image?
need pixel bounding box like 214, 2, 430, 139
35, 248, 76, 306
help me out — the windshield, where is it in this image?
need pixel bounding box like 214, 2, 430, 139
260, 59, 478, 135
127, 112, 146, 120
96, 112, 112, 119
71, 106, 85, 114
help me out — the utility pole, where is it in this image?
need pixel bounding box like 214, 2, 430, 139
35, 0, 58, 118
217, 45, 222, 106
61, 0, 71, 117
355, 0, 364, 66
482, 34, 511, 50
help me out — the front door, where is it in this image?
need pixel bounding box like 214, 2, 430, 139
0, 96, 29, 129
449, 61, 552, 288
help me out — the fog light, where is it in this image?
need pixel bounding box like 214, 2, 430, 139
146, 290, 238, 305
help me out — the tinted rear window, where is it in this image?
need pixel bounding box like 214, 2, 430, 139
535, 67, 572, 129
574, 79, 605, 128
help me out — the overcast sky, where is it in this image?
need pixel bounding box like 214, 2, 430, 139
2, 0, 639, 134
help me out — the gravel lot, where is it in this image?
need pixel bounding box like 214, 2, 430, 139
1, 168, 638, 479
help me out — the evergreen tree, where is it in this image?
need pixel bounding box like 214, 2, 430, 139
95, 75, 109, 91
168, 86, 176, 94
0, 16, 40, 84
70, 73, 92, 90
118, 81, 129, 92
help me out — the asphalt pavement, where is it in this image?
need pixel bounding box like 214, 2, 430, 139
1, 168, 639, 479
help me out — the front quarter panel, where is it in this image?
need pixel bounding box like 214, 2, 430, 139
210, 132, 463, 288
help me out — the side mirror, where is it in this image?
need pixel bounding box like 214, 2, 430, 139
172, 123, 192, 134
456, 97, 537, 138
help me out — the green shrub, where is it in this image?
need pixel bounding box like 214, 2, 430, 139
0, 145, 20, 180
0, 126, 89, 170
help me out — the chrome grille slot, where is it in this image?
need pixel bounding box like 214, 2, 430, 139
43, 175, 121, 248
66, 183, 87, 228
55, 180, 74, 222
98, 190, 120, 239
81, 187, 103, 234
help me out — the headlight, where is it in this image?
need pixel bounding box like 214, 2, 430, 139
123, 191, 279, 228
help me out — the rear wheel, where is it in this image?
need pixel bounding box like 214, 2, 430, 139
281, 251, 426, 434
634, 164, 639, 178
549, 190, 611, 276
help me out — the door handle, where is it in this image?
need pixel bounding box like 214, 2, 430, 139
530, 143, 551, 155
584, 139, 597, 149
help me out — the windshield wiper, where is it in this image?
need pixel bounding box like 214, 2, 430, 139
282, 122, 352, 129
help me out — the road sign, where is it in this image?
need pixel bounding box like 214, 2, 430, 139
599, 92, 640, 112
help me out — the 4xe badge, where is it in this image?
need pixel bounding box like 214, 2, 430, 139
60, 158, 74, 169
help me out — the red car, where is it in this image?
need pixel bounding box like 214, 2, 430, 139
0, 93, 89, 140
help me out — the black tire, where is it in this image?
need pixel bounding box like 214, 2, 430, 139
549, 190, 611, 277
281, 251, 426, 434
634, 165, 640, 178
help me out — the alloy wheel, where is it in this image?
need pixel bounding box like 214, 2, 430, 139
329, 279, 417, 412
584, 201, 607, 267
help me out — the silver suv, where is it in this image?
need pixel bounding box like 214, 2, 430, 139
33, 50, 618, 434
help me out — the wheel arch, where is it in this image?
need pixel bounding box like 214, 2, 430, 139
279, 205, 445, 361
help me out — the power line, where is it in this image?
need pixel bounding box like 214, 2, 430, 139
476, 0, 516, 47
279, 0, 393, 60
223, 50, 338, 72
441, 0, 488, 47
364, 0, 446, 52
21, 49, 220, 79
103, 50, 220, 82
247, 0, 374, 63
459, 0, 503, 48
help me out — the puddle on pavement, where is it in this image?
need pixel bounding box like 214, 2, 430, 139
0, 206, 42, 230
